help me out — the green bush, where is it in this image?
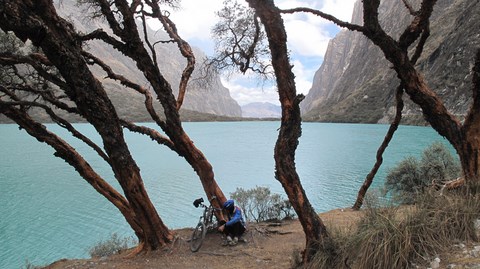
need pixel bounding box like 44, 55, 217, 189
420, 141, 460, 180
88, 233, 137, 258
384, 142, 460, 204
230, 186, 295, 222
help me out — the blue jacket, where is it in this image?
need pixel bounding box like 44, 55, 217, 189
226, 206, 246, 228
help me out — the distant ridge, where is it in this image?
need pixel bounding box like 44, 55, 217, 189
241, 102, 281, 118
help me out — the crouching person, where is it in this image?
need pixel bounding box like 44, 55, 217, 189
218, 199, 246, 246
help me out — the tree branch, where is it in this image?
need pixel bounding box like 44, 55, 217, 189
0, 104, 142, 234
362, 0, 461, 146
0, 52, 68, 89
0, 86, 110, 163
401, 0, 419, 16
463, 49, 480, 130
0, 53, 82, 115
80, 29, 128, 54
146, 3, 195, 111
137, 3, 159, 69
120, 120, 176, 151
410, 22, 430, 64
398, 0, 437, 49
280, 7, 364, 32
82, 51, 168, 130
352, 85, 404, 210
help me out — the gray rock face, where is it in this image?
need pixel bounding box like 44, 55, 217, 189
55, 1, 241, 119
301, 0, 480, 124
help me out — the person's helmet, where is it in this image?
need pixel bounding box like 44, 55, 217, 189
223, 199, 235, 212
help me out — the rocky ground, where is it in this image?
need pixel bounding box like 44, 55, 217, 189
43, 208, 480, 269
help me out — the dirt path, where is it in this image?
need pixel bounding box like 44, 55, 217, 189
44, 209, 363, 269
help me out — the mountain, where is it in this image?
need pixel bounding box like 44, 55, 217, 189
301, 0, 480, 124
54, 1, 241, 120
241, 102, 281, 118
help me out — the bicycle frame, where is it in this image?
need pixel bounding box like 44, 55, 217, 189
190, 196, 221, 252
197, 198, 220, 229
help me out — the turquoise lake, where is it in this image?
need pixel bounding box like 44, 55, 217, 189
0, 122, 451, 268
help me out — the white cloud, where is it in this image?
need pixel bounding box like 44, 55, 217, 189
170, 0, 223, 40
222, 76, 279, 106
159, 0, 357, 105
321, 0, 357, 22
276, 0, 322, 10
280, 0, 356, 58
149, 0, 224, 54
284, 16, 332, 58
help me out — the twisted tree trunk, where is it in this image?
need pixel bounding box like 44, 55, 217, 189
362, 0, 480, 190
0, 0, 173, 251
245, 0, 330, 263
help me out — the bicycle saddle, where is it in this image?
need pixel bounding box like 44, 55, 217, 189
193, 197, 204, 208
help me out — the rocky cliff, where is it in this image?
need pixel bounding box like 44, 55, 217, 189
301, 0, 480, 124
55, 1, 241, 120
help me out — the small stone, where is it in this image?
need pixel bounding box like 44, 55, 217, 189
471, 247, 480, 258
430, 257, 441, 269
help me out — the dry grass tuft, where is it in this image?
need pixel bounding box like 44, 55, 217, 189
304, 192, 480, 269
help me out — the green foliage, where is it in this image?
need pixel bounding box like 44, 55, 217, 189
230, 186, 295, 222
88, 233, 137, 258
420, 141, 460, 180
384, 142, 460, 204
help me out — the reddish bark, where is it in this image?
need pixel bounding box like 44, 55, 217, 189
245, 0, 330, 263
86, 0, 226, 212
0, 0, 227, 252
361, 0, 480, 189
352, 86, 404, 210
459, 49, 480, 187
0, 0, 173, 250
1, 106, 143, 238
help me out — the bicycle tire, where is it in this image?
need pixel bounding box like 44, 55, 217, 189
190, 221, 206, 252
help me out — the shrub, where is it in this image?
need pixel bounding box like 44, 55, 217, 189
384, 142, 460, 204
230, 186, 295, 222
305, 192, 480, 269
420, 141, 460, 182
88, 233, 136, 258
351, 193, 480, 269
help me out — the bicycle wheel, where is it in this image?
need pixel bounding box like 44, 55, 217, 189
190, 222, 206, 252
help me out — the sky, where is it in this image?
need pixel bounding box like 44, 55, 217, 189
161, 0, 357, 106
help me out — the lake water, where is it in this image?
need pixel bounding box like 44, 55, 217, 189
0, 122, 450, 268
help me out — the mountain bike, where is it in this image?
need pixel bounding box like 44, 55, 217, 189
190, 196, 223, 252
